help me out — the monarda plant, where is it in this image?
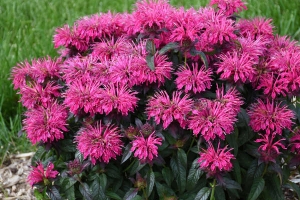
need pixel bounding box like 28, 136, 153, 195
11, 0, 300, 199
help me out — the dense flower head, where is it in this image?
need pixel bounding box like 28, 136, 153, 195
290, 131, 300, 154
237, 18, 274, 40
28, 162, 59, 187
76, 121, 123, 164
216, 86, 243, 115
210, 0, 247, 16
64, 78, 103, 116
19, 82, 61, 109
198, 143, 235, 177
189, 100, 237, 141
216, 51, 257, 83
248, 99, 295, 135
130, 132, 162, 163
129, 0, 174, 35
146, 90, 193, 129
99, 84, 139, 115
23, 102, 68, 144
175, 63, 213, 94
255, 134, 286, 163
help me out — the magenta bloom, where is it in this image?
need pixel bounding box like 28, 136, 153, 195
130, 132, 162, 163
290, 132, 300, 154
76, 122, 123, 164
175, 63, 212, 94
64, 78, 103, 116
189, 100, 237, 141
216, 86, 243, 115
146, 90, 193, 129
28, 162, 59, 186
23, 102, 68, 144
248, 99, 295, 135
99, 84, 139, 116
19, 82, 61, 109
198, 143, 235, 177
216, 51, 257, 83
237, 18, 274, 40
210, 0, 247, 16
11, 60, 34, 90
255, 134, 286, 163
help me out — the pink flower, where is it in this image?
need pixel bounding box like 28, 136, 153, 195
256, 73, 290, 99
210, 0, 247, 16
237, 18, 274, 40
23, 102, 68, 144
216, 51, 257, 83
53, 25, 88, 51
198, 143, 235, 177
64, 78, 103, 116
290, 131, 300, 154
99, 84, 139, 115
248, 99, 295, 135
255, 134, 286, 163
130, 132, 162, 163
216, 86, 243, 115
146, 90, 193, 129
175, 63, 212, 94
188, 100, 236, 141
19, 82, 61, 109
76, 122, 123, 164
200, 10, 237, 45
28, 162, 59, 186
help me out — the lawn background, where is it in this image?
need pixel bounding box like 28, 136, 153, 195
1, 0, 300, 165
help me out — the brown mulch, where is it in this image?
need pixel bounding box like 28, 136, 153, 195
0, 153, 298, 200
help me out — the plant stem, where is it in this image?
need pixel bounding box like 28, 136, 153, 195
142, 188, 148, 200
210, 179, 216, 200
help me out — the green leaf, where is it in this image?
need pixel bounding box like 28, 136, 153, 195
34, 188, 46, 200
146, 54, 155, 71
177, 148, 187, 193
263, 175, 284, 200
194, 187, 211, 200
247, 177, 265, 200
79, 183, 92, 200
129, 160, 146, 176
75, 150, 84, 162
162, 167, 173, 187
106, 191, 122, 200
106, 164, 122, 179
187, 159, 203, 191
214, 186, 226, 200
189, 48, 209, 69
31, 146, 46, 165
232, 160, 242, 184
59, 139, 76, 152
159, 42, 180, 55
123, 188, 138, 200
146, 39, 156, 55
155, 182, 176, 198
226, 128, 239, 156
146, 170, 155, 197
121, 144, 132, 164
47, 186, 62, 200
223, 178, 242, 191
287, 181, 300, 199
254, 163, 265, 178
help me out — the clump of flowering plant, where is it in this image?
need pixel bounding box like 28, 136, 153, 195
11, 0, 300, 199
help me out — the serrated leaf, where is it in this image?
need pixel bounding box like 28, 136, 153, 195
247, 177, 265, 200
177, 148, 187, 193
232, 160, 242, 184
91, 177, 107, 200
34, 188, 45, 200
121, 144, 132, 164
146, 40, 156, 55
146, 170, 155, 197
162, 167, 173, 187
214, 186, 226, 200
47, 186, 62, 200
187, 159, 203, 191
75, 150, 84, 162
263, 175, 284, 200
254, 163, 265, 178
79, 183, 92, 200
106, 164, 122, 179
59, 139, 76, 152
189, 48, 209, 69
129, 160, 146, 176
123, 188, 138, 200
31, 146, 46, 165
106, 191, 122, 200
159, 42, 180, 55
223, 178, 242, 190
194, 187, 211, 200
146, 54, 155, 71
155, 182, 176, 198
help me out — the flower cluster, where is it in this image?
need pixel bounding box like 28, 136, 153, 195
11, 0, 300, 199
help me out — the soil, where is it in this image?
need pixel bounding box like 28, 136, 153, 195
0, 153, 298, 200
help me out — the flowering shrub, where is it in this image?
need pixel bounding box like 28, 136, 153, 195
11, 0, 300, 199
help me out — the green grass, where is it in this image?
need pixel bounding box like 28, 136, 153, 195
0, 0, 299, 165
